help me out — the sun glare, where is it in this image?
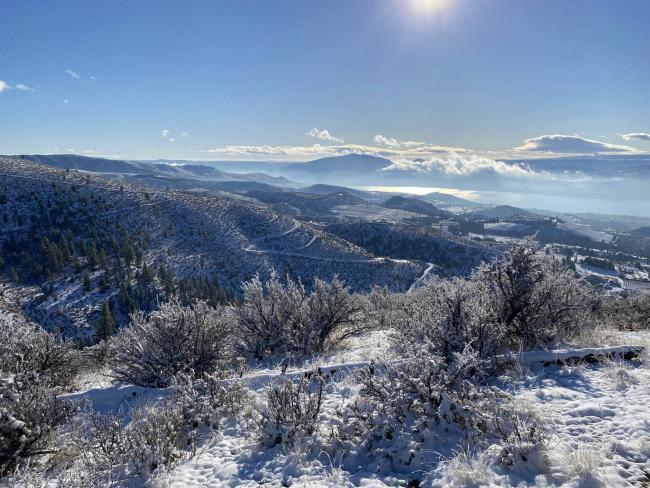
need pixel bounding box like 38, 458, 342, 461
411, 0, 449, 11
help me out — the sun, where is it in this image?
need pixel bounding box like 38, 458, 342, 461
411, 0, 449, 11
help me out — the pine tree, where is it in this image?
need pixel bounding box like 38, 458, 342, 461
95, 301, 116, 342
83, 272, 92, 292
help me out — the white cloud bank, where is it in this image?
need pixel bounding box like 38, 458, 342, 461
516, 134, 634, 154
622, 132, 650, 142
305, 128, 344, 143
386, 154, 538, 178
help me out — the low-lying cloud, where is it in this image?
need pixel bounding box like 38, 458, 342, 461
386, 154, 539, 178
517, 134, 634, 154
622, 132, 650, 142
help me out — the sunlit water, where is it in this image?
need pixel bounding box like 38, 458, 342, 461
358, 186, 650, 217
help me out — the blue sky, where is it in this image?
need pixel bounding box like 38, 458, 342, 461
1, 0, 650, 161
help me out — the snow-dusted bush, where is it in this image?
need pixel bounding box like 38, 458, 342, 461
344, 346, 486, 442
0, 310, 80, 475
363, 285, 399, 330
77, 401, 189, 477
337, 346, 544, 474
236, 274, 364, 358
472, 244, 592, 351
172, 372, 248, 430
392, 278, 489, 361
76, 377, 246, 481
0, 373, 75, 475
107, 300, 235, 387
603, 293, 650, 330
258, 371, 325, 447
0, 311, 82, 390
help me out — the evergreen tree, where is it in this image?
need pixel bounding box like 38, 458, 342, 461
83, 272, 92, 292
95, 301, 116, 342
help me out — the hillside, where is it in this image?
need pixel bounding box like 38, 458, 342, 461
0, 156, 424, 337
382, 195, 451, 217
20, 154, 294, 187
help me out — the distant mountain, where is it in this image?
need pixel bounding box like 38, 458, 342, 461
382, 195, 451, 218
18, 154, 294, 187
471, 205, 533, 219
246, 189, 366, 217
419, 191, 483, 208
22, 154, 146, 174
299, 184, 370, 199
276, 155, 392, 183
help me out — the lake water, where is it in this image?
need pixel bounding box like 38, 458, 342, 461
359, 186, 650, 217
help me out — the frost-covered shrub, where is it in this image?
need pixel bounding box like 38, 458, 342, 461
472, 244, 592, 351
172, 372, 248, 430
338, 347, 544, 475
107, 300, 235, 387
0, 309, 79, 475
392, 278, 490, 361
363, 285, 399, 330
124, 402, 190, 473
602, 293, 650, 330
344, 346, 487, 443
0, 373, 75, 475
237, 274, 364, 358
0, 311, 81, 390
258, 371, 325, 447
394, 245, 594, 360
77, 378, 246, 481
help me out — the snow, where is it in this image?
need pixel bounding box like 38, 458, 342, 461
484, 222, 530, 232
70, 333, 646, 488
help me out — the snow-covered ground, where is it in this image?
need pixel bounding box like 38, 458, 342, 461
332, 204, 424, 222
62, 330, 650, 487
484, 222, 530, 233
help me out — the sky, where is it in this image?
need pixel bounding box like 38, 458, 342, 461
1, 0, 650, 162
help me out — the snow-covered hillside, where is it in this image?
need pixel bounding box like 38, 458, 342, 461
0, 156, 424, 336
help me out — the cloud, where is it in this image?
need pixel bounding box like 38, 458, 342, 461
386, 154, 539, 178
65, 69, 81, 80
0, 80, 33, 93
622, 132, 650, 142
517, 134, 634, 154
181, 132, 189, 137
305, 128, 344, 143
62, 99, 69, 104
161, 129, 181, 142
374, 134, 401, 148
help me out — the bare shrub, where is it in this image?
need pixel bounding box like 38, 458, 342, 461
339, 347, 545, 475
0, 310, 79, 475
0, 373, 75, 475
172, 372, 248, 430
602, 293, 650, 330
107, 300, 235, 387
472, 244, 592, 351
0, 312, 81, 390
258, 371, 325, 447
391, 278, 489, 361
76, 378, 246, 482
236, 274, 364, 358
363, 285, 399, 330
